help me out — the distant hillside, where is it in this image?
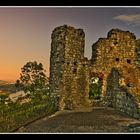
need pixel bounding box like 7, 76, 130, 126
0, 80, 10, 85
0, 80, 17, 94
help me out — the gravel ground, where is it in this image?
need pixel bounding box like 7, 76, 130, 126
15, 107, 140, 133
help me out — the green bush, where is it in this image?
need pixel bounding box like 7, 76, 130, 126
0, 61, 58, 132
89, 83, 101, 100
0, 94, 8, 105
0, 94, 57, 132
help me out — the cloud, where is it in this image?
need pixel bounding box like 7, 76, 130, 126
113, 14, 140, 27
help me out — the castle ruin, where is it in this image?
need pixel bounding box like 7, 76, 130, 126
49, 25, 140, 119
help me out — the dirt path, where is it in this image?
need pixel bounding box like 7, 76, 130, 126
15, 107, 140, 133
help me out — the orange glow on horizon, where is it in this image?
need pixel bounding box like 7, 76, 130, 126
0, 65, 50, 82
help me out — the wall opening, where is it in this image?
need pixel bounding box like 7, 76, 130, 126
74, 61, 77, 66
116, 58, 119, 62
127, 59, 131, 64
89, 76, 102, 100
73, 68, 77, 74
73, 61, 77, 74
113, 41, 118, 45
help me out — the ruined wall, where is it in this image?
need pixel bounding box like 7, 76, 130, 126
90, 29, 140, 117
90, 29, 140, 96
106, 68, 140, 119
50, 25, 90, 110
50, 25, 140, 115
136, 39, 140, 68
49, 26, 66, 98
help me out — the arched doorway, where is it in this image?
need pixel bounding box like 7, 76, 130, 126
89, 72, 103, 100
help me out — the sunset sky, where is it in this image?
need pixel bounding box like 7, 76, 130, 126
0, 6, 140, 82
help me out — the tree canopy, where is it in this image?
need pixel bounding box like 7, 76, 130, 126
15, 61, 49, 98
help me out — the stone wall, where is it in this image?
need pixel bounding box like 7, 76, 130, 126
49, 25, 90, 110
106, 68, 140, 119
49, 25, 140, 117
136, 39, 140, 68
90, 29, 140, 97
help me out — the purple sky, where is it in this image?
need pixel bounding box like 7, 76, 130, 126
0, 7, 140, 81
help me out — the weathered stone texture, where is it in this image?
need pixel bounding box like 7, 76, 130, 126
50, 25, 90, 110
136, 39, 140, 67
91, 29, 138, 96
49, 25, 140, 119
106, 68, 140, 119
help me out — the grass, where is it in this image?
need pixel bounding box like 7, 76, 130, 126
0, 97, 57, 132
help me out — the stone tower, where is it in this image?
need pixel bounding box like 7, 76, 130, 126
49, 25, 90, 110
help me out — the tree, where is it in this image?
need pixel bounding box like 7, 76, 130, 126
15, 61, 49, 99
89, 77, 101, 100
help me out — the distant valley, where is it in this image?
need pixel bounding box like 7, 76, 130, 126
0, 80, 17, 94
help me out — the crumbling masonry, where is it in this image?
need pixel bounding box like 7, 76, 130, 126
49, 25, 140, 119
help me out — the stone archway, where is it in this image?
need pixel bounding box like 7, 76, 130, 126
89, 72, 103, 100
